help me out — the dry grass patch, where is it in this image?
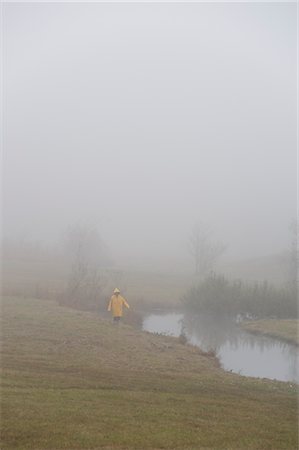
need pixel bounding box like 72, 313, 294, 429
242, 319, 299, 345
1, 297, 298, 449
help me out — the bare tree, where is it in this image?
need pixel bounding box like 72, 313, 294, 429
288, 220, 298, 297
189, 222, 226, 278
63, 225, 108, 310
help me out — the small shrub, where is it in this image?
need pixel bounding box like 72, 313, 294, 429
178, 332, 188, 345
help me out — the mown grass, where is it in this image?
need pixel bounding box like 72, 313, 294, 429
1, 297, 298, 449
242, 319, 299, 346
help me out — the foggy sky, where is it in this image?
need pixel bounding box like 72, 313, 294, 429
3, 2, 297, 269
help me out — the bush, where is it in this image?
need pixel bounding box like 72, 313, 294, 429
182, 273, 297, 319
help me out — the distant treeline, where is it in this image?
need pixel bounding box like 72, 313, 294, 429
182, 273, 297, 319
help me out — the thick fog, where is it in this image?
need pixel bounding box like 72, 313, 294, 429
3, 2, 297, 270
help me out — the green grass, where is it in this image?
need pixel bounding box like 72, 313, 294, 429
1, 297, 298, 449
242, 319, 299, 346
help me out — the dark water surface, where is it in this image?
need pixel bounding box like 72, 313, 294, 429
143, 313, 298, 383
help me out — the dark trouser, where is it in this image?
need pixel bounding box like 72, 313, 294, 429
113, 316, 121, 323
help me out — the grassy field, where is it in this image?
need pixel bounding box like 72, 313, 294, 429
2, 256, 190, 309
242, 319, 299, 346
1, 297, 298, 449
3, 251, 289, 310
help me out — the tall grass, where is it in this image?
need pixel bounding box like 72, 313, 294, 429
182, 273, 297, 319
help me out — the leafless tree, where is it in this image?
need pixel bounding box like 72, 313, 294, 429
288, 220, 298, 298
63, 225, 108, 310
189, 222, 226, 278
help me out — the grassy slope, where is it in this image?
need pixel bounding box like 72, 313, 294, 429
1, 297, 298, 450
242, 319, 299, 346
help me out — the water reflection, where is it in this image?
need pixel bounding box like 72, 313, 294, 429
143, 313, 298, 383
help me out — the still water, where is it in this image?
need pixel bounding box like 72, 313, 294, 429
143, 313, 298, 383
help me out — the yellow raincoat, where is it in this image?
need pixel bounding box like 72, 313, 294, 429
108, 294, 130, 317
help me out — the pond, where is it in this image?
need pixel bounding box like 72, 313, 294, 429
143, 312, 298, 383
